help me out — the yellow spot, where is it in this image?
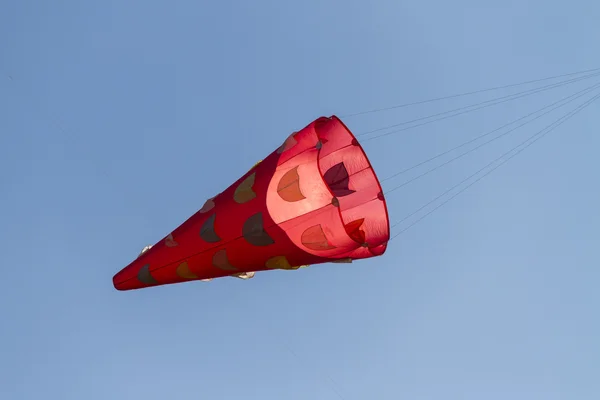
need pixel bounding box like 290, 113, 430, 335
176, 261, 198, 279
212, 249, 237, 271
248, 160, 262, 172
332, 258, 352, 264
233, 172, 257, 204
301, 225, 336, 251
265, 256, 303, 270
277, 166, 305, 202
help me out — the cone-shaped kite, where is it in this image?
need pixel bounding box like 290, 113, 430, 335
113, 116, 390, 291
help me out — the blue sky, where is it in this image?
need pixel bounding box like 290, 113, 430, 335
1, 1, 599, 399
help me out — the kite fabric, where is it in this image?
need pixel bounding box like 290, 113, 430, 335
113, 116, 390, 291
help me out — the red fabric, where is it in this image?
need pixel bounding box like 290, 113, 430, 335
113, 116, 390, 290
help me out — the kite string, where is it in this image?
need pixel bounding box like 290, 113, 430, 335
379, 81, 600, 191
357, 70, 600, 141
387, 90, 600, 240
340, 66, 600, 118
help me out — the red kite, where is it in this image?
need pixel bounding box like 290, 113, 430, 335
113, 116, 390, 290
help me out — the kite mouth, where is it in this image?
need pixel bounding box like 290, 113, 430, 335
314, 115, 390, 255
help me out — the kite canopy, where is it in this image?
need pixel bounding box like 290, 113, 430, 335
113, 116, 390, 290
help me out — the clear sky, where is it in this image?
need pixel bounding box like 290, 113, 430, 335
1, 1, 599, 399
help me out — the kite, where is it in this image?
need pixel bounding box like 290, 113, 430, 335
112, 116, 390, 290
